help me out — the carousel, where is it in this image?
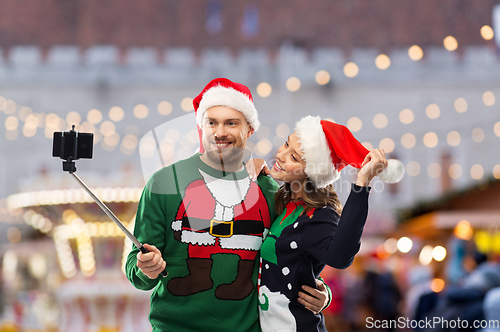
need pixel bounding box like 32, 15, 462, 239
1, 168, 152, 332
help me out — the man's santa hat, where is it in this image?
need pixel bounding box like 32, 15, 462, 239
295, 116, 404, 188
193, 78, 259, 153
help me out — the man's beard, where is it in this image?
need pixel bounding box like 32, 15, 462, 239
204, 139, 246, 170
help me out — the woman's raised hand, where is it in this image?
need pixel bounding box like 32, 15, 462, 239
356, 149, 388, 187
245, 158, 271, 181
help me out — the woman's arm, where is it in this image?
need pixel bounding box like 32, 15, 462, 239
313, 183, 371, 269
302, 149, 388, 268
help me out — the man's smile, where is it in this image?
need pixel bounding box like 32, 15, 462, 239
213, 141, 232, 149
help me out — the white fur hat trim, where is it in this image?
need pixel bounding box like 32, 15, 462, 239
295, 116, 340, 188
378, 159, 405, 183
196, 85, 260, 131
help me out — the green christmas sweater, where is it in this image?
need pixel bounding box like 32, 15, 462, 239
126, 153, 279, 332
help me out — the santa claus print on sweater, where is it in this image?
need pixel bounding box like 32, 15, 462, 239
168, 168, 272, 301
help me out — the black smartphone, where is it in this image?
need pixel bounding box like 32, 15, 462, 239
52, 128, 94, 160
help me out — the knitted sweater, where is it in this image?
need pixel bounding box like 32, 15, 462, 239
126, 153, 279, 332
258, 183, 371, 332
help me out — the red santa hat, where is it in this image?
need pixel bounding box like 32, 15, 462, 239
295, 116, 405, 188
193, 78, 259, 153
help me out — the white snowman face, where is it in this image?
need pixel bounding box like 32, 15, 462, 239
258, 285, 297, 331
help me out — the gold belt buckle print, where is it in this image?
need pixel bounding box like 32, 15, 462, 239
210, 219, 233, 238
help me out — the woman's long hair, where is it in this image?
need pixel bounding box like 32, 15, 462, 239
275, 178, 343, 217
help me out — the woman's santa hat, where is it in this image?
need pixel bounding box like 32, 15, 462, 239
295, 116, 404, 188
193, 78, 259, 152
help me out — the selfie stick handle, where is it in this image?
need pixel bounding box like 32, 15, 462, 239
70, 172, 168, 277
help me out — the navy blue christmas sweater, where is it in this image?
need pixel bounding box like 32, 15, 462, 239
258, 183, 371, 332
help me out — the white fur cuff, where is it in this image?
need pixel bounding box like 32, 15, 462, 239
171, 220, 182, 231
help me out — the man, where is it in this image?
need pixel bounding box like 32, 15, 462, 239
126, 78, 328, 331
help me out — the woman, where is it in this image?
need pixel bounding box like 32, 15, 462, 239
248, 116, 404, 332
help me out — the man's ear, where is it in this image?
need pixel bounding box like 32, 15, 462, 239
246, 123, 255, 138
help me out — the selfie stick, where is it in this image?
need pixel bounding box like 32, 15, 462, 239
56, 127, 168, 277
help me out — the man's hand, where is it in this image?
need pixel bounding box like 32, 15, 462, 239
136, 244, 167, 279
245, 158, 271, 181
298, 279, 329, 315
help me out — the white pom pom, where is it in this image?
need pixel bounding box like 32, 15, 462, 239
378, 159, 405, 183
